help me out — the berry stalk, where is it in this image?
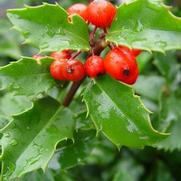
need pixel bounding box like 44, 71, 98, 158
63, 38, 107, 107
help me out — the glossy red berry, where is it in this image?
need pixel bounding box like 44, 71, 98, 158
50, 59, 67, 80
117, 45, 142, 57
50, 50, 72, 61
131, 49, 142, 57
85, 56, 105, 78
87, 0, 116, 28
67, 3, 88, 21
63, 60, 85, 81
33, 54, 45, 60
104, 48, 139, 85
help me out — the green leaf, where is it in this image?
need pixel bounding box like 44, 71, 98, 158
0, 57, 57, 128
154, 52, 180, 83
18, 169, 55, 181
113, 153, 144, 181
0, 90, 32, 129
0, 97, 75, 180
144, 161, 173, 181
83, 76, 166, 148
134, 75, 165, 101
7, 3, 90, 53
155, 94, 181, 151
69, 97, 94, 131
0, 20, 21, 59
75, 111, 94, 131
136, 52, 152, 73
86, 135, 116, 165
106, 0, 181, 52
56, 130, 96, 170
0, 57, 55, 96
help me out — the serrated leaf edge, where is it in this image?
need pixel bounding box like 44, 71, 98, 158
83, 78, 169, 148
106, 0, 181, 53
0, 105, 74, 180
7, 3, 90, 53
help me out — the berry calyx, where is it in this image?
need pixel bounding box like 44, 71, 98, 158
85, 56, 105, 78
50, 59, 67, 80
63, 60, 85, 81
104, 48, 139, 85
117, 45, 142, 57
87, 0, 116, 28
50, 50, 72, 61
67, 3, 88, 21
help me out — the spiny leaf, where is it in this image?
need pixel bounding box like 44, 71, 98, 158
154, 52, 181, 83
0, 90, 32, 129
7, 3, 90, 53
83, 76, 167, 148
106, 0, 181, 52
0, 57, 55, 96
0, 20, 21, 59
113, 152, 144, 181
134, 75, 166, 101
0, 57, 57, 128
155, 94, 181, 151
0, 97, 75, 180
55, 130, 96, 170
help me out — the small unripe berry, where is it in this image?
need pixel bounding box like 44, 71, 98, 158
63, 60, 85, 81
67, 3, 88, 21
50, 59, 67, 80
85, 56, 105, 78
104, 48, 139, 85
87, 0, 116, 28
50, 50, 72, 61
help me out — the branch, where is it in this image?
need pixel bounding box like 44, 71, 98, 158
63, 78, 85, 107
63, 39, 108, 107
174, 0, 181, 8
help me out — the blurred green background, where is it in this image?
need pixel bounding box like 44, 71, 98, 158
0, 0, 181, 181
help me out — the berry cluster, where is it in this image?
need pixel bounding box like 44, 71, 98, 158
67, 0, 116, 28
33, 0, 142, 85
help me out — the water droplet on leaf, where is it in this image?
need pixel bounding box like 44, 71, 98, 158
10, 139, 18, 146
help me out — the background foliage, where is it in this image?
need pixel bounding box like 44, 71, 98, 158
0, 0, 181, 180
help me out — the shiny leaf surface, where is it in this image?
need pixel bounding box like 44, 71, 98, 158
134, 75, 165, 101
0, 57, 57, 128
57, 130, 96, 170
0, 91, 32, 129
106, 0, 181, 52
7, 3, 90, 53
0, 57, 55, 96
83, 76, 166, 148
155, 94, 181, 151
0, 97, 75, 180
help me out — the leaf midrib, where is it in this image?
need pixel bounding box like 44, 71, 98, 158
94, 80, 137, 129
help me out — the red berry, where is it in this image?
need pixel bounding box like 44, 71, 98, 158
85, 56, 105, 78
131, 49, 142, 57
63, 60, 85, 81
67, 3, 88, 21
50, 50, 72, 61
117, 46, 142, 57
104, 48, 139, 85
50, 59, 67, 80
33, 54, 45, 60
87, 0, 116, 28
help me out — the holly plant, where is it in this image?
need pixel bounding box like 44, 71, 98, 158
0, 0, 181, 180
